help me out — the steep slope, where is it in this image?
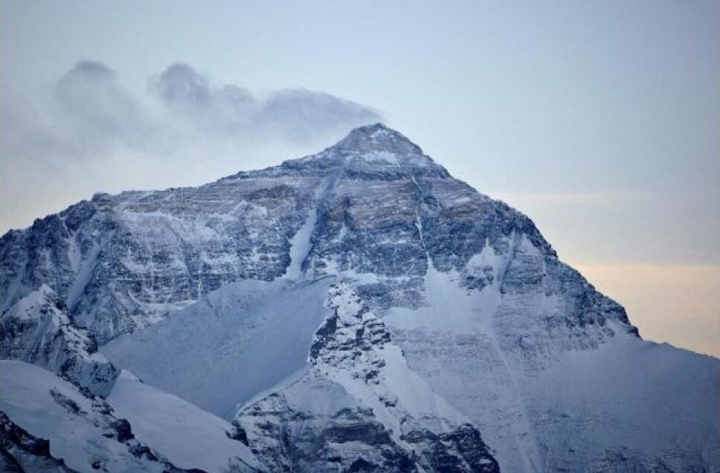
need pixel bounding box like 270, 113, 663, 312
0, 360, 260, 472
524, 337, 718, 471
0, 285, 117, 396
1, 123, 717, 472
1, 411, 78, 473
108, 370, 261, 472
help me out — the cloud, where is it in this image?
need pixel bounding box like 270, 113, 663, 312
52, 61, 155, 154
149, 62, 380, 142
152, 63, 218, 110
261, 88, 381, 142
0, 60, 382, 233
1, 60, 382, 162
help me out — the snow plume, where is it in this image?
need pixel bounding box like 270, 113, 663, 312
3, 60, 381, 162
0, 60, 381, 232
150, 62, 380, 143
52, 61, 156, 155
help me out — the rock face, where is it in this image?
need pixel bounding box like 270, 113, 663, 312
0, 284, 117, 396
0, 360, 261, 473
0, 411, 78, 473
1, 123, 718, 472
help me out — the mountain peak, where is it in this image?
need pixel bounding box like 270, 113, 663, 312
226, 123, 447, 181
333, 123, 424, 157
276, 123, 446, 177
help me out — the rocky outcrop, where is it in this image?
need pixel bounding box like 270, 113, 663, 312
0, 411, 78, 473
237, 283, 499, 472
0, 285, 117, 396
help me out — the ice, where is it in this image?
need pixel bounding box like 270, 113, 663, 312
284, 198, 318, 279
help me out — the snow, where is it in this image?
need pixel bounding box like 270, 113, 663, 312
0, 360, 261, 472
4, 122, 718, 472
102, 277, 333, 418
525, 330, 720, 471
386, 240, 503, 335
1, 285, 118, 396
2, 284, 55, 321
295, 123, 437, 171
200, 251, 239, 266
67, 233, 81, 273
134, 299, 197, 326
236, 282, 482, 469
322, 259, 381, 285
121, 210, 219, 244
234, 365, 311, 415
354, 150, 400, 165
0, 360, 164, 473
382, 234, 720, 472
329, 285, 365, 325
108, 370, 261, 472
66, 239, 104, 311
284, 204, 318, 280
317, 283, 470, 443
383, 237, 546, 471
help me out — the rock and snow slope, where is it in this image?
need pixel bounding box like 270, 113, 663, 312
1, 285, 117, 397
0, 360, 260, 472
108, 370, 261, 472
235, 282, 499, 472
1, 123, 718, 471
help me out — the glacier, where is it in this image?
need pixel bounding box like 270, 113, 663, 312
1, 123, 718, 472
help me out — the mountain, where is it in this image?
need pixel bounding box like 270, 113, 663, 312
1, 123, 718, 472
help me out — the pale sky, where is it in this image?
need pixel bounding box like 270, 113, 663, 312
1, 1, 718, 356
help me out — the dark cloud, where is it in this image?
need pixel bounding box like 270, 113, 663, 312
2, 60, 382, 162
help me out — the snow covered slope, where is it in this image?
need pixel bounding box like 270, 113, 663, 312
0, 360, 260, 472
108, 370, 261, 472
525, 336, 719, 472
2, 123, 718, 471
1, 360, 173, 472
383, 263, 719, 471
101, 278, 334, 418
1, 285, 117, 396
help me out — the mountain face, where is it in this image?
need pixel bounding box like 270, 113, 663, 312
1, 123, 718, 472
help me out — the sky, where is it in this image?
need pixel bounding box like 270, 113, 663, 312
1, 1, 718, 356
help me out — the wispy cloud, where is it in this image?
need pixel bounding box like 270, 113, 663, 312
1, 60, 382, 162
52, 60, 155, 155
0, 60, 382, 233
150, 62, 380, 143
